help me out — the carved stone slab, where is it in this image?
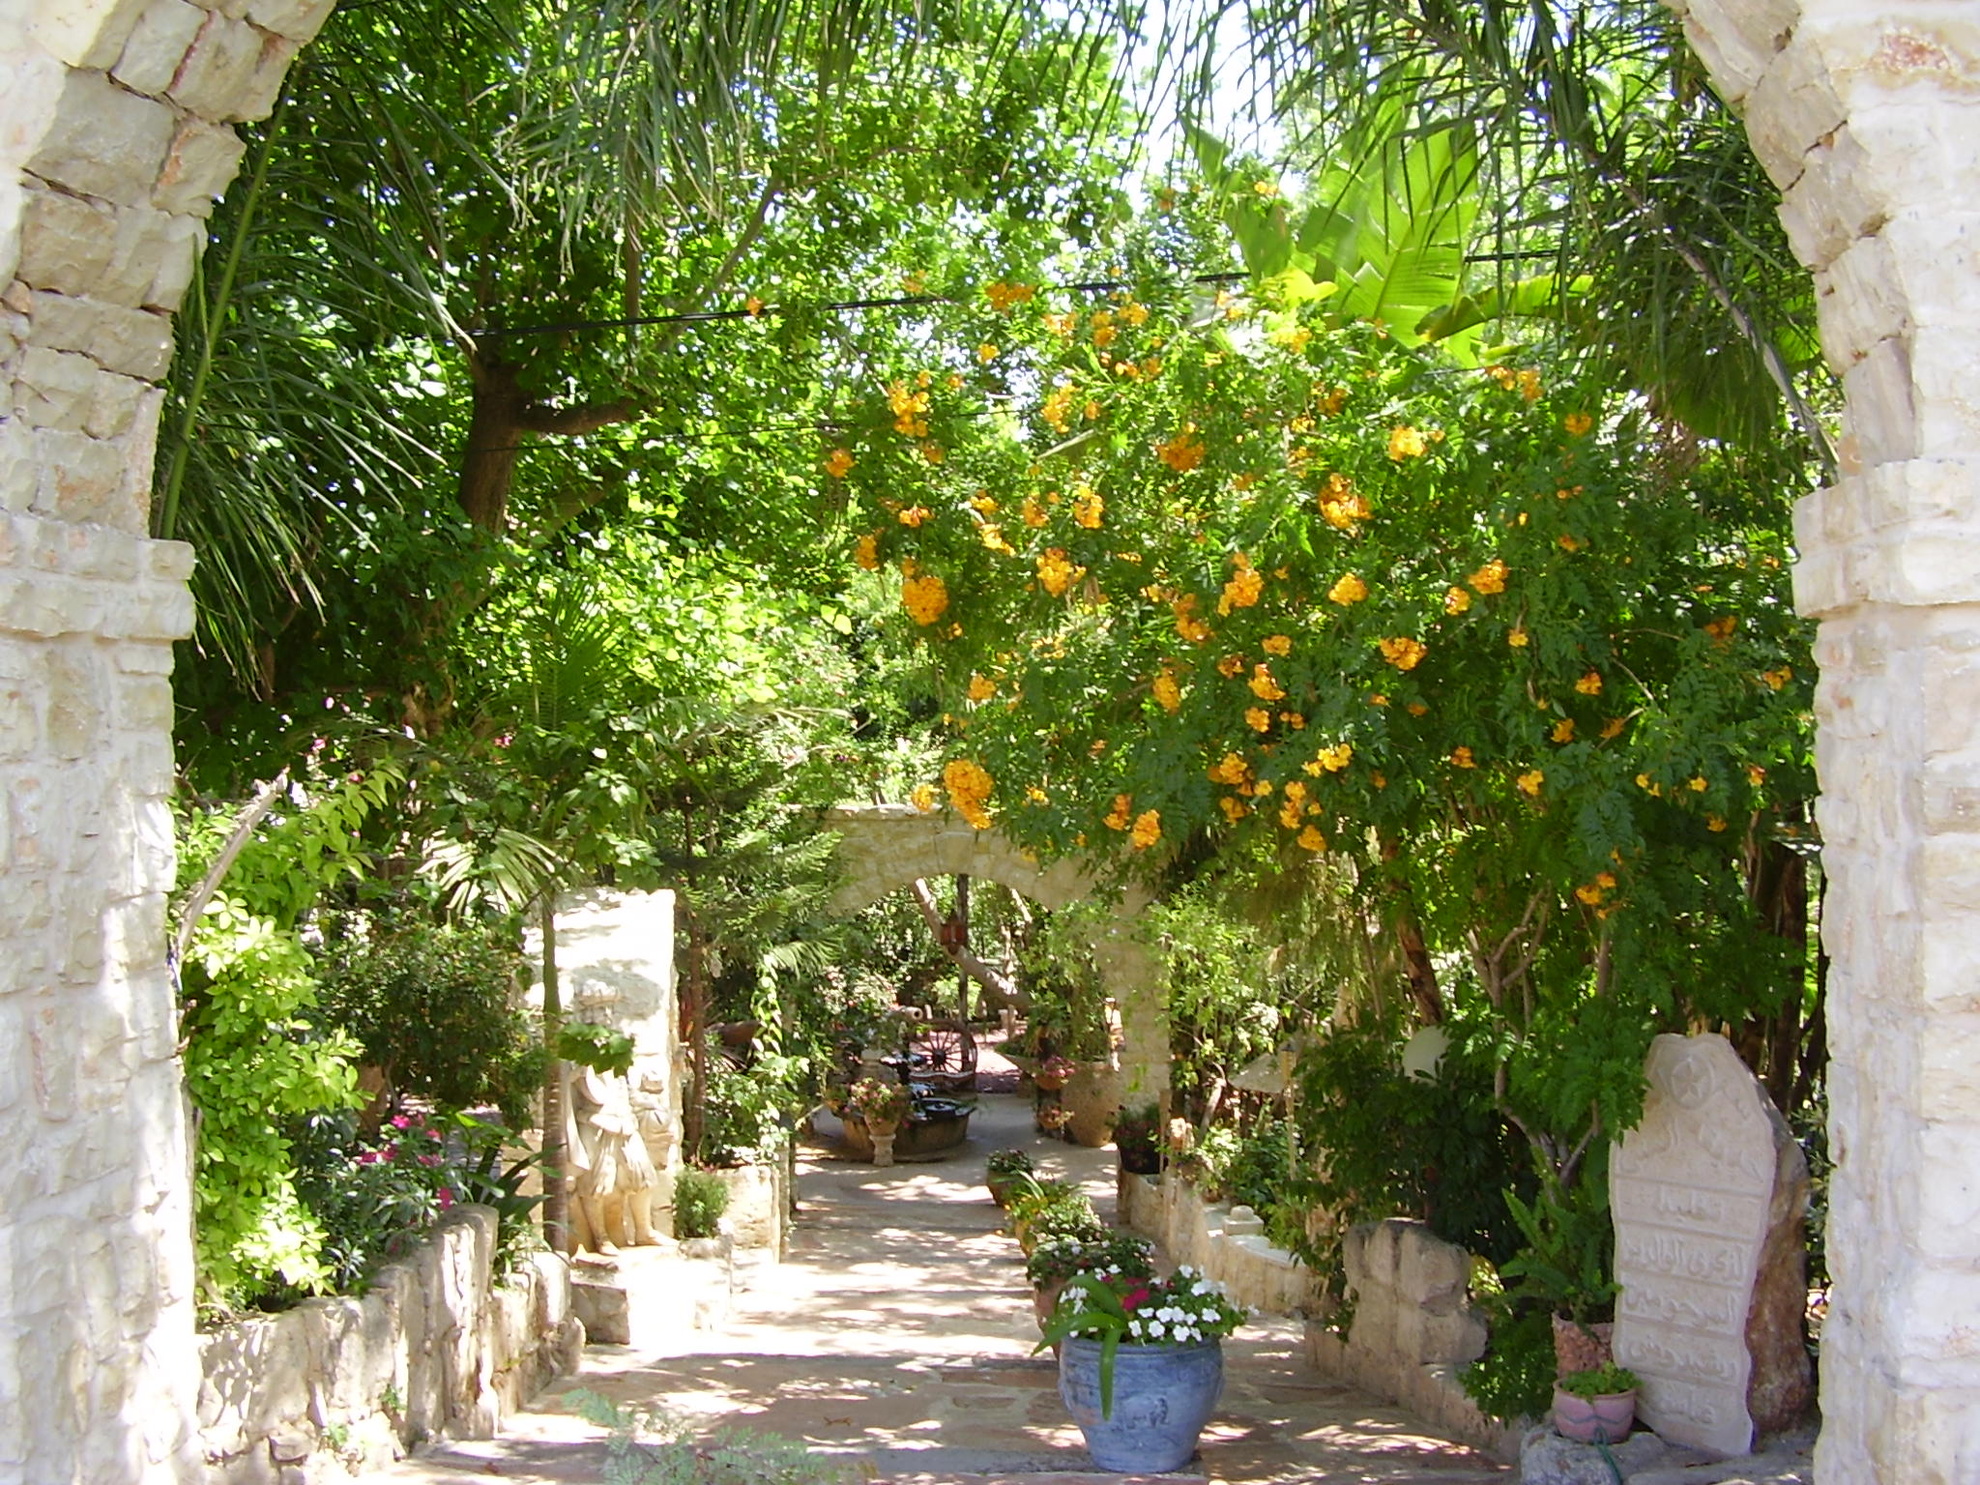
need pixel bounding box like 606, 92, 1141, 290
1611, 1034, 1790, 1456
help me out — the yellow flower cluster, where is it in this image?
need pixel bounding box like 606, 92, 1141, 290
1130, 809, 1162, 849
1468, 559, 1509, 595
1445, 586, 1471, 614
1298, 824, 1328, 852
1551, 718, 1575, 743
977, 342, 998, 363
1564, 412, 1593, 436
1388, 425, 1427, 460
1248, 665, 1286, 702
943, 759, 995, 829
1172, 594, 1210, 644
1508, 626, 1530, 648
1452, 746, 1477, 768
1158, 428, 1206, 472
1308, 742, 1353, 773
1517, 769, 1545, 797
1041, 382, 1077, 433
1576, 670, 1603, 695
911, 782, 939, 812
1245, 706, 1271, 732
968, 673, 996, 702
887, 377, 931, 438
899, 505, 930, 527
824, 447, 855, 478
1317, 473, 1370, 530
978, 525, 1013, 555
1104, 792, 1134, 830
1219, 553, 1263, 614
984, 281, 1035, 312
1378, 636, 1427, 671
1328, 572, 1368, 606
1761, 666, 1792, 690
1575, 871, 1619, 906
1208, 752, 1251, 787
1071, 482, 1104, 530
1152, 667, 1182, 713
1021, 495, 1048, 529
1037, 547, 1085, 597
902, 572, 949, 625
854, 534, 880, 570
1263, 633, 1292, 656
1216, 653, 1245, 678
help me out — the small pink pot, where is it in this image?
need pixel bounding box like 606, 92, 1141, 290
1552, 1387, 1636, 1444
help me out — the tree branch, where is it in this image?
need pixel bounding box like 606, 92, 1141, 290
908, 878, 1019, 1006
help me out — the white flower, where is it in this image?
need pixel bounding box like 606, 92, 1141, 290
1192, 1280, 1213, 1295
1147, 1319, 1166, 1338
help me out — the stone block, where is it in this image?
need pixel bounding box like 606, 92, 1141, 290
167, 9, 265, 118
571, 1275, 631, 1345
1841, 337, 1920, 469
234, 34, 302, 122
247, 0, 337, 44
1779, 125, 1881, 274
1396, 1221, 1469, 1305
15, 190, 118, 298
32, 428, 126, 527
25, 69, 178, 209
29, 0, 153, 70
88, 371, 150, 439
15, 346, 100, 431
152, 116, 248, 217
1815, 232, 1907, 375
24, 291, 174, 381
1744, 37, 1849, 191
112, 0, 206, 96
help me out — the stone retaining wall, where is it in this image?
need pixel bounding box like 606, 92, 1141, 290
1117, 1172, 1320, 1318
1300, 1218, 1519, 1462
196, 1207, 580, 1482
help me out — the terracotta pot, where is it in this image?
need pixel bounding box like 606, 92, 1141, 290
1552, 1315, 1615, 1377
1033, 1278, 1066, 1329
1552, 1386, 1636, 1445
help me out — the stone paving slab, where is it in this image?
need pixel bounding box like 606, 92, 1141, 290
376, 1080, 1508, 1483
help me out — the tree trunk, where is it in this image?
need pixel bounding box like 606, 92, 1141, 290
538, 893, 570, 1252
459, 357, 529, 534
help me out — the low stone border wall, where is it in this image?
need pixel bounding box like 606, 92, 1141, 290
1117, 1172, 1320, 1317
712, 1158, 787, 1255
1301, 1218, 1522, 1461
197, 1207, 581, 1482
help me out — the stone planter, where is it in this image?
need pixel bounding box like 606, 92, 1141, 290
1060, 1063, 1120, 1148
1552, 1386, 1636, 1445
1058, 1336, 1225, 1472
840, 1109, 971, 1161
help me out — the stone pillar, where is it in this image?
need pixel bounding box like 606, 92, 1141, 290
1665, 4, 1980, 1477
0, 0, 331, 1478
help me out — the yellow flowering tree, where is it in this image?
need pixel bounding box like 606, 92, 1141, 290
825, 239, 1815, 1174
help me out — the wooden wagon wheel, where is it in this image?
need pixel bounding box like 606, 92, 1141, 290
905, 1018, 978, 1092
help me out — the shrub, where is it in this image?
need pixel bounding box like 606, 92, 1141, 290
1460, 1303, 1556, 1422
1112, 1104, 1161, 1174
1025, 1229, 1155, 1289
314, 918, 543, 1125
674, 1168, 730, 1239
287, 1108, 475, 1297
986, 1148, 1035, 1178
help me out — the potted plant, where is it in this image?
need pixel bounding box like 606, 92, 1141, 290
1500, 1178, 1618, 1374
1025, 1229, 1155, 1330
1036, 1054, 1077, 1092
986, 1148, 1035, 1207
846, 1076, 911, 1136
1037, 1102, 1074, 1138
1037, 1266, 1247, 1472
1552, 1363, 1639, 1444
1009, 1182, 1103, 1254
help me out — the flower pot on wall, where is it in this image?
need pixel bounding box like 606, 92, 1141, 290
1058, 1337, 1224, 1472
1060, 1063, 1120, 1148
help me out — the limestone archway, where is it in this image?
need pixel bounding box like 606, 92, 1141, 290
1660, 8, 1980, 1478
826, 804, 1168, 1105
5, 2, 1979, 1477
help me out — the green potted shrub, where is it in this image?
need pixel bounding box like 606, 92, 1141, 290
673, 1168, 730, 1241
1552, 1363, 1639, 1444
986, 1148, 1035, 1207
1111, 1103, 1161, 1176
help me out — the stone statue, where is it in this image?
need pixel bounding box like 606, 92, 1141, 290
563, 1063, 661, 1253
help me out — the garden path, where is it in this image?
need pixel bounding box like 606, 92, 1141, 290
378, 1069, 1508, 1484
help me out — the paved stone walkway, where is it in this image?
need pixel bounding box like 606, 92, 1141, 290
380, 1086, 1508, 1483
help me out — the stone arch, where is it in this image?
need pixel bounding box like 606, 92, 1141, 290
826, 805, 1169, 1105
0, 3, 334, 1479
1663, 5, 1980, 1478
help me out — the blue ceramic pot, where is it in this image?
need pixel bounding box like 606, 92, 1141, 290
1058, 1336, 1224, 1472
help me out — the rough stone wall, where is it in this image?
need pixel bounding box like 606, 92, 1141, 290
1301, 1219, 1514, 1460
197, 1207, 581, 1482
825, 804, 1169, 1103
1664, 5, 1980, 1478
0, 2, 330, 1480
1116, 1172, 1319, 1318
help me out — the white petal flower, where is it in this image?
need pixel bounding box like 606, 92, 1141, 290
1148, 1319, 1166, 1338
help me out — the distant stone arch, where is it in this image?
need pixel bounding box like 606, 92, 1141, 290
826, 804, 1168, 1104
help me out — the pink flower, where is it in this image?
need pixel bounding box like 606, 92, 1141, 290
418, 1153, 442, 1167
356, 1150, 383, 1166
390, 1115, 411, 1130
1122, 1284, 1152, 1312
437, 1188, 454, 1210
424, 1127, 442, 1141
